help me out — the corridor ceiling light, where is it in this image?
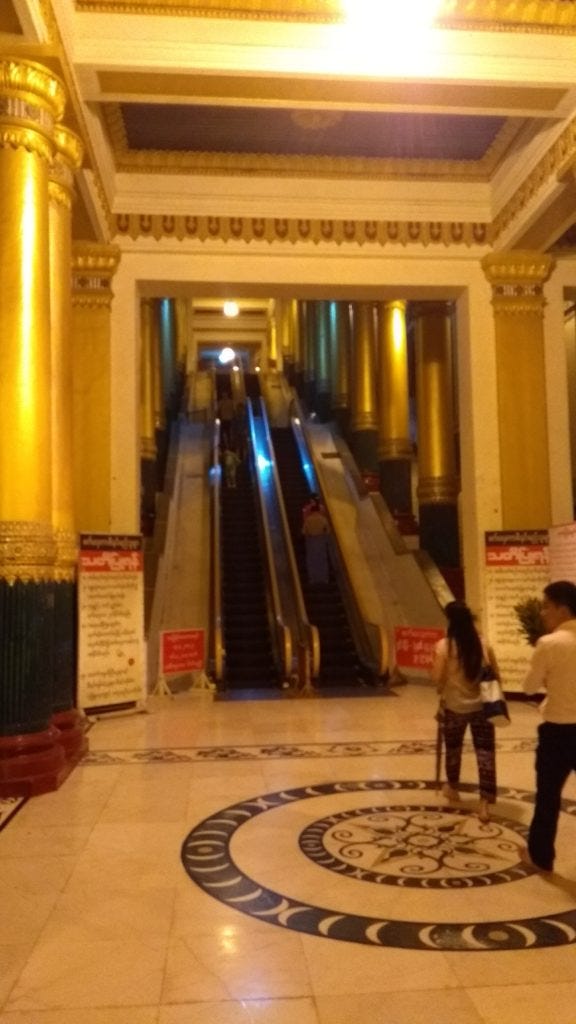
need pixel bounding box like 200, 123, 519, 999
223, 301, 239, 318
218, 347, 236, 364
340, 0, 441, 64
342, 0, 440, 33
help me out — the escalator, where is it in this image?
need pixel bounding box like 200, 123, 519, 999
270, 426, 371, 687
220, 453, 280, 689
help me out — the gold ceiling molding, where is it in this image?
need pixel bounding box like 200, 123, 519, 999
74, 0, 576, 33
114, 212, 492, 248
493, 115, 576, 240
103, 104, 519, 183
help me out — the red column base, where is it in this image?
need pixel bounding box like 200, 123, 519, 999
52, 709, 89, 766
0, 725, 70, 798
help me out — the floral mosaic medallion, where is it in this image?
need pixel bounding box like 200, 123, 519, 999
300, 806, 527, 888
181, 779, 576, 952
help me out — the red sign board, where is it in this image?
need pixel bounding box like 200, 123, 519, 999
394, 626, 444, 670
161, 629, 205, 674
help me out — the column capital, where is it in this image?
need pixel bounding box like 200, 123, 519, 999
49, 125, 83, 209
481, 250, 555, 316
72, 243, 121, 309
0, 58, 65, 161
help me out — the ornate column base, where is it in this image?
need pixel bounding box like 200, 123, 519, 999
350, 429, 378, 474
419, 503, 460, 569
0, 725, 68, 798
52, 709, 89, 766
379, 458, 413, 516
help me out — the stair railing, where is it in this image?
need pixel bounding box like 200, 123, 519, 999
209, 417, 225, 687
247, 401, 293, 684
259, 397, 319, 689
289, 395, 389, 678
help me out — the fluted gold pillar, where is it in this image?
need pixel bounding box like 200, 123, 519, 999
0, 59, 66, 794
301, 300, 317, 410
414, 302, 460, 568
267, 300, 279, 370
314, 300, 332, 421
48, 124, 87, 762
140, 299, 158, 535
482, 251, 554, 527
71, 243, 121, 533
328, 301, 351, 437
376, 300, 413, 514
50, 126, 83, 572
350, 302, 378, 472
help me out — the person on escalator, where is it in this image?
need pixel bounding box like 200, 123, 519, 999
223, 446, 241, 489
302, 497, 330, 585
302, 492, 326, 525
217, 391, 235, 447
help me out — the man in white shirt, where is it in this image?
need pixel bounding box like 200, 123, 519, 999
522, 580, 576, 872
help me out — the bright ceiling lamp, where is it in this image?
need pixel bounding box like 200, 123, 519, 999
341, 0, 441, 59
218, 347, 236, 364
223, 300, 239, 318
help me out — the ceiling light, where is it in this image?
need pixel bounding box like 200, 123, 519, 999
223, 301, 239, 318
218, 347, 236, 364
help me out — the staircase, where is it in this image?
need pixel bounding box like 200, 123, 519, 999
270, 426, 370, 687
220, 458, 279, 689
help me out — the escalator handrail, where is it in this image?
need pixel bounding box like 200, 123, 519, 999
246, 401, 293, 683
289, 395, 389, 677
258, 397, 320, 682
210, 418, 225, 685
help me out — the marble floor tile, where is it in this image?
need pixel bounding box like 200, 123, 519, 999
467, 980, 576, 1024
163, 923, 312, 1003
159, 999, 320, 1023
315, 988, 485, 1024
1, 684, 575, 1021
0, 1011, 159, 1024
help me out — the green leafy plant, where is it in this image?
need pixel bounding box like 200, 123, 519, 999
513, 597, 545, 646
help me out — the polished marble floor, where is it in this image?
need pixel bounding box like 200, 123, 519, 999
1, 683, 576, 1023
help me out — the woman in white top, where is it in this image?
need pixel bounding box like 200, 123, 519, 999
431, 600, 498, 823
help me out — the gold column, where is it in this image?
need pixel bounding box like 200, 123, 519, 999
140, 298, 158, 535
376, 300, 413, 514
49, 125, 83, 577
314, 300, 332, 420
152, 300, 166, 435
174, 297, 189, 369
71, 243, 121, 533
350, 302, 378, 472
414, 302, 460, 567
482, 251, 554, 527
302, 301, 317, 409
49, 124, 88, 762
330, 301, 351, 413
267, 301, 279, 369
0, 59, 66, 794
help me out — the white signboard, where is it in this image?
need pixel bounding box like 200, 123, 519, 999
549, 522, 576, 583
77, 534, 145, 712
484, 530, 549, 693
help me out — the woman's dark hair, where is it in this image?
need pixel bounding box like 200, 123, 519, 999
445, 600, 483, 681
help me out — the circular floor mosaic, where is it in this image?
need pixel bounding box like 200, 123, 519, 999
180, 779, 576, 952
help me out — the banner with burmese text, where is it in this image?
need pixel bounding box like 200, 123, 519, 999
484, 530, 549, 693
77, 534, 146, 712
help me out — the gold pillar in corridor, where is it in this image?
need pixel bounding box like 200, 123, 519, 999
350, 302, 378, 473
414, 302, 460, 568
71, 243, 121, 533
376, 300, 413, 515
0, 59, 66, 794
314, 300, 332, 421
482, 251, 554, 528
140, 299, 158, 535
48, 124, 88, 763
329, 301, 351, 435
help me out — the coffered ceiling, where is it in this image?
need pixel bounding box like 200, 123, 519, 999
3, 0, 576, 251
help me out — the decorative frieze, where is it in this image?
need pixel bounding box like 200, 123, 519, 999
114, 213, 491, 248
0, 521, 56, 584
72, 243, 121, 309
